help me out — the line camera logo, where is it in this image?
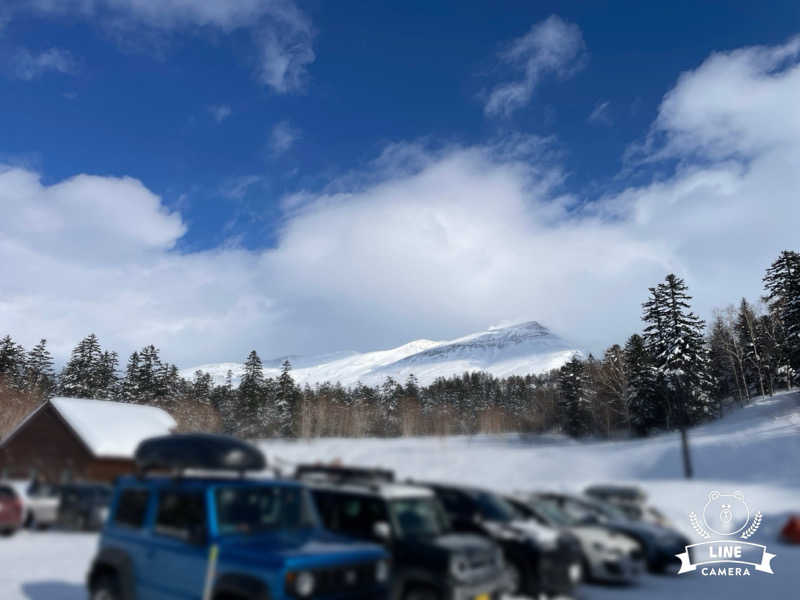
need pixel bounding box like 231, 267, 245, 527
677, 490, 776, 576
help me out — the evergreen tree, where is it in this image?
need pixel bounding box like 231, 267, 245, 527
642, 274, 712, 478
643, 275, 713, 427
623, 334, 658, 435
0, 335, 27, 390
121, 351, 140, 402
238, 351, 266, 437
59, 334, 115, 398
763, 250, 800, 381
558, 356, 591, 437
25, 339, 55, 397
275, 360, 297, 437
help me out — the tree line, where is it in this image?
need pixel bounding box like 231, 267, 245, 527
1, 250, 798, 441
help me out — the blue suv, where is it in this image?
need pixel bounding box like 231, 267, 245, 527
87, 434, 390, 600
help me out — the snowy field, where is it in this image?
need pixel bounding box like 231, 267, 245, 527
1, 392, 798, 599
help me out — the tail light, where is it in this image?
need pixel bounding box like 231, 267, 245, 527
12, 498, 23, 519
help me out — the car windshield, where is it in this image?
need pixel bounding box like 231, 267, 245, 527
472, 491, 519, 523
541, 496, 627, 525
529, 500, 570, 527
389, 497, 447, 538
215, 485, 319, 536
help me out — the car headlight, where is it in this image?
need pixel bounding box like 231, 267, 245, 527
375, 559, 390, 583
450, 555, 470, 581
286, 571, 315, 597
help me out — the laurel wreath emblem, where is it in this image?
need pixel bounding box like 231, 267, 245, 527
689, 512, 712, 538
741, 511, 762, 539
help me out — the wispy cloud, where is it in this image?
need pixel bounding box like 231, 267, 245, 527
8, 47, 76, 80
484, 15, 586, 117
208, 104, 232, 123
269, 120, 300, 155
587, 100, 611, 125
8, 0, 315, 93
220, 175, 263, 199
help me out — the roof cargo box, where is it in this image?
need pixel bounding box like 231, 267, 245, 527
134, 433, 266, 473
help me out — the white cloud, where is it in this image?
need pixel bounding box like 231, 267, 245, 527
269, 120, 299, 155
220, 175, 263, 199
208, 104, 232, 123
2, 37, 800, 367
485, 15, 586, 117
11, 0, 314, 92
8, 47, 76, 80
588, 100, 611, 125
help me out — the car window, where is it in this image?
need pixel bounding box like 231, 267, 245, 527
113, 489, 150, 529
320, 493, 388, 538
215, 485, 318, 535
389, 497, 446, 538
155, 490, 207, 543
435, 489, 472, 517
0, 486, 15, 500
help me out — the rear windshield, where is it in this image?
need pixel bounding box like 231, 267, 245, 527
215, 485, 318, 536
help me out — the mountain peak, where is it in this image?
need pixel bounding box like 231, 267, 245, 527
182, 320, 579, 387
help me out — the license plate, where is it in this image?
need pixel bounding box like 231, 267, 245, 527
474, 595, 490, 600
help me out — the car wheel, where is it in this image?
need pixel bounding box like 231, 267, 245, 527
90, 575, 122, 600
506, 561, 524, 594
403, 587, 439, 600
24, 512, 36, 529
1, 528, 15, 537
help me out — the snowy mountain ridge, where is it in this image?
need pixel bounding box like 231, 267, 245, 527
182, 321, 580, 387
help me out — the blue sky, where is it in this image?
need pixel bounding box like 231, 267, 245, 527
2, 1, 800, 365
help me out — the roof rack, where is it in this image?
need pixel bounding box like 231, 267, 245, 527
294, 464, 395, 484
135, 433, 266, 476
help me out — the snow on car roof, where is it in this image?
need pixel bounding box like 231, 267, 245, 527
50, 397, 176, 459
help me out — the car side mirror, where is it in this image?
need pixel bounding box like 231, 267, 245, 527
373, 521, 392, 542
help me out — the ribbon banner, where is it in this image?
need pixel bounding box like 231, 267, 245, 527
677, 541, 776, 574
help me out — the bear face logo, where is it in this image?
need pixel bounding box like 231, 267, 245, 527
703, 491, 750, 536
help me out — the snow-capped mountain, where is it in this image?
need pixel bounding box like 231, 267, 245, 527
182, 321, 580, 387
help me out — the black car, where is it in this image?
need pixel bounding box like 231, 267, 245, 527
297, 465, 507, 600
416, 482, 582, 598
532, 492, 689, 572
57, 483, 112, 530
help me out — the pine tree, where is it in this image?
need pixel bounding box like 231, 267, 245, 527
238, 351, 266, 437
121, 351, 140, 402
623, 334, 658, 435
642, 274, 712, 478
25, 339, 55, 397
763, 250, 800, 382
558, 356, 591, 437
0, 335, 27, 391
59, 334, 114, 399
276, 359, 297, 437
643, 274, 713, 426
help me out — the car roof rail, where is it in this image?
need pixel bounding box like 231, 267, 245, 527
294, 464, 395, 484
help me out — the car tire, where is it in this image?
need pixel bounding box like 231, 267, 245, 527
403, 587, 439, 600
24, 512, 36, 529
1, 528, 15, 537
506, 561, 525, 594
90, 575, 122, 600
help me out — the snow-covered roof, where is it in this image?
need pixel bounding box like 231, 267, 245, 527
48, 397, 176, 459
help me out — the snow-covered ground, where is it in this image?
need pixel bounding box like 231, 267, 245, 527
1, 391, 798, 599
